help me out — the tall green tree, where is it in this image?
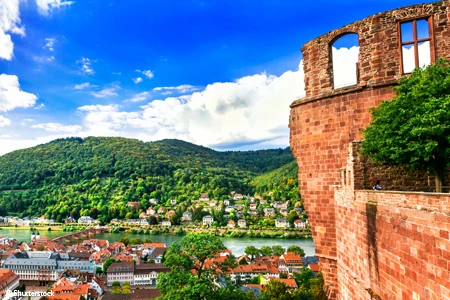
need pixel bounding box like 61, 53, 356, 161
287, 245, 305, 257
244, 245, 260, 261
272, 245, 285, 256
362, 59, 450, 192
157, 232, 241, 300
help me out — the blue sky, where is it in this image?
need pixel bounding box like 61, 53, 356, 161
0, 0, 435, 155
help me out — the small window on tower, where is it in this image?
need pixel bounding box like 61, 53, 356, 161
399, 17, 434, 74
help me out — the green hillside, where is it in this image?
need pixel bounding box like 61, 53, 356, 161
251, 160, 299, 203
0, 137, 297, 223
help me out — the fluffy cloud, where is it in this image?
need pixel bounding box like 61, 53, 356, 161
0, 0, 25, 60
75, 60, 305, 149
125, 92, 150, 103
78, 57, 94, 75
43, 37, 55, 51
2, 48, 361, 155
136, 69, 154, 79
91, 87, 118, 98
35, 0, 75, 16
33, 55, 55, 63
153, 84, 198, 94
77, 104, 118, 112
74, 82, 91, 90
0, 74, 38, 112
133, 77, 143, 84
0, 116, 11, 127
31, 122, 82, 133
332, 46, 359, 88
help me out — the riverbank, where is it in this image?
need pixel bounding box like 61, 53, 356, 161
0, 225, 64, 231
0, 228, 316, 256
114, 225, 312, 239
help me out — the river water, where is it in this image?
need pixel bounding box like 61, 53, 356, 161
0, 228, 316, 256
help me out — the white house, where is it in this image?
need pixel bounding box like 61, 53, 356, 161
233, 194, 244, 200
149, 198, 158, 205
182, 211, 192, 221
294, 219, 308, 229
238, 219, 247, 228
202, 215, 214, 226
170, 199, 177, 205
161, 220, 171, 227
78, 216, 95, 225
275, 218, 290, 228
224, 200, 230, 206
133, 263, 170, 286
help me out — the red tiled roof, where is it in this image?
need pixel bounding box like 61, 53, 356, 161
270, 278, 298, 288
309, 264, 320, 272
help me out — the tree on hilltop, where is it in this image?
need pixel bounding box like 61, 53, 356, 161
362, 58, 450, 192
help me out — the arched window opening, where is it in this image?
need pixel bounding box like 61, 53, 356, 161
331, 34, 359, 89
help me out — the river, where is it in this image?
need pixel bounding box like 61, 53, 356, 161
0, 228, 316, 256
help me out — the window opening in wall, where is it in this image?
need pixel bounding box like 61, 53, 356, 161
331, 33, 359, 89
400, 18, 433, 74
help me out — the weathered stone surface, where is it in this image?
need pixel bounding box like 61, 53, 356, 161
289, 1, 450, 299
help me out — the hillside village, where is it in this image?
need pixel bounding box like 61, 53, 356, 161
1, 192, 309, 232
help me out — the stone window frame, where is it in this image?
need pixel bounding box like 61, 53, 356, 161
398, 16, 436, 75
328, 32, 360, 90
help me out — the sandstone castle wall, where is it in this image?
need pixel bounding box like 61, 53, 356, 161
289, 1, 450, 298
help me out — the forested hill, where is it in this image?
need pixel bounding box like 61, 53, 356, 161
0, 137, 297, 222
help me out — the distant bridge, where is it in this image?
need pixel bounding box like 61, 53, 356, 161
51, 226, 109, 243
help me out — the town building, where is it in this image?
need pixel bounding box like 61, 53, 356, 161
202, 215, 214, 226
3, 252, 93, 286
133, 264, 170, 286
275, 218, 290, 228
199, 193, 209, 201
238, 219, 247, 228
106, 262, 134, 286
182, 211, 192, 221
78, 216, 95, 225
0, 269, 19, 297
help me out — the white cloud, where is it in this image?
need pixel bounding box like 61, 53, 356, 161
77, 104, 119, 112
0, 48, 362, 155
34, 103, 45, 110
142, 70, 154, 79
35, 0, 75, 16
32, 122, 82, 133
21, 118, 34, 126
133, 77, 143, 84
33, 55, 55, 63
91, 86, 118, 98
112, 72, 121, 75
74, 82, 91, 90
125, 92, 150, 103
76, 61, 306, 149
136, 69, 154, 79
332, 46, 359, 88
0, 74, 38, 112
0, 115, 11, 127
78, 57, 94, 75
43, 37, 55, 51
153, 84, 198, 93
402, 42, 431, 73
0, 0, 25, 60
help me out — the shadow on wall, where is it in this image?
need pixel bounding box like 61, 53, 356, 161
365, 202, 379, 288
